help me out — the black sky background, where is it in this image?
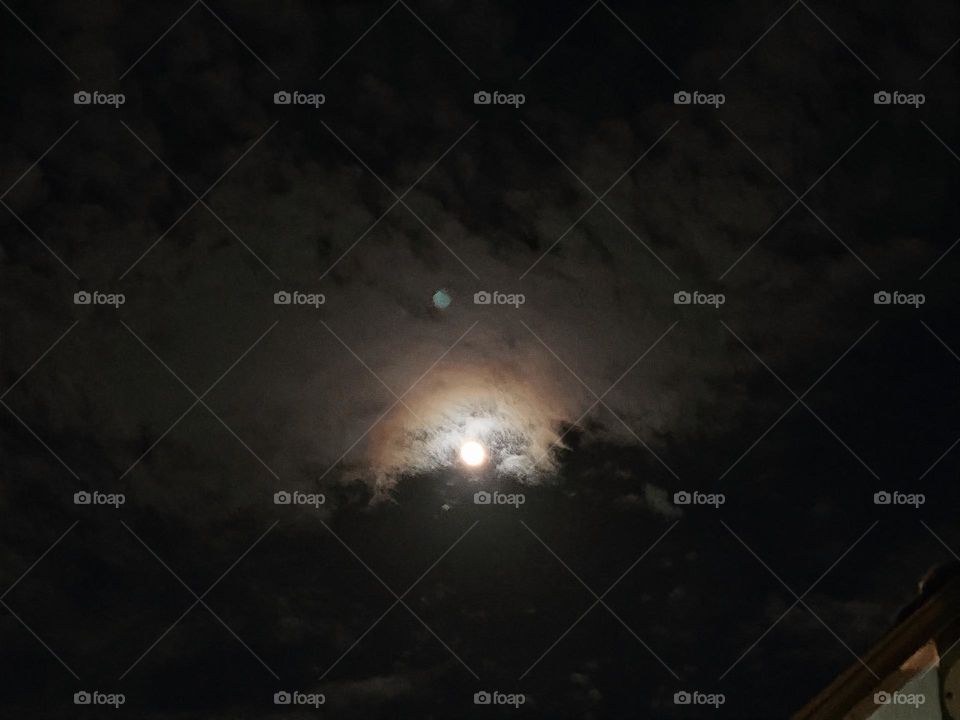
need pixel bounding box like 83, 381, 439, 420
1, 1, 959, 718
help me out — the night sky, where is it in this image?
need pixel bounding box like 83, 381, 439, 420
1, 1, 959, 718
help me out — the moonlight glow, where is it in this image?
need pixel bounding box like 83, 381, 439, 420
459, 440, 486, 467
368, 364, 568, 483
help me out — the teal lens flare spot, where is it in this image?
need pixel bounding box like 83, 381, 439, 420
432, 289, 452, 310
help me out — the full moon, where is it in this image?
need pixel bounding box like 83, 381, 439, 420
459, 440, 486, 467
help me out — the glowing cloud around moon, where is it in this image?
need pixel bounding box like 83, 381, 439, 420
367, 361, 569, 485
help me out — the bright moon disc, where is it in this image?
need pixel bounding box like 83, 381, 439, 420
460, 440, 486, 467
